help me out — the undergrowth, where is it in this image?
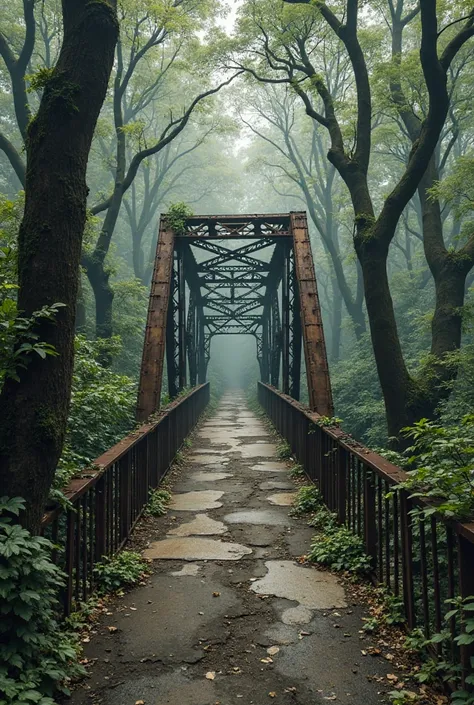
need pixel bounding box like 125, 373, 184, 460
144, 488, 171, 517
0, 497, 85, 705
93, 551, 150, 594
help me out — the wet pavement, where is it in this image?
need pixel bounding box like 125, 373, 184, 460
71, 392, 395, 705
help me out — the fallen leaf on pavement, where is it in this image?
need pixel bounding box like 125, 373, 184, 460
268, 692, 277, 698
267, 646, 280, 656
107, 626, 118, 634
205, 672, 216, 680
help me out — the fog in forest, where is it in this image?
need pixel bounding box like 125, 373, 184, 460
2, 0, 474, 461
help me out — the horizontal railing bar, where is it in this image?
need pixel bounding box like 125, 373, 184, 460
41, 384, 209, 529
258, 382, 474, 545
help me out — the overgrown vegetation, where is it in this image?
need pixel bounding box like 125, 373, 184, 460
92, 551, 150, 594
143, 488, 171, 517
395, 416, 474, 521
0, 497, 84, 704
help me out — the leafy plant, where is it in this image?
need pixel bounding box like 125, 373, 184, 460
396, 416, 474, 520
291, 485, 322, 516
308, 525, 372, 575
165, 202, 194, 235
0, 497, 85, 705
277, 440, 292, 460
93, 551, 149, 594
144, 488, 171, 517
289, 463, 305, 478
54, 335, 137, 491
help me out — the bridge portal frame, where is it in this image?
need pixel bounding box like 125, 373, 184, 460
136, 212, 333, 421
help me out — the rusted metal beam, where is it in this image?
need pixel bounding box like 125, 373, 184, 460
136, 220, 175, 422
290, 212, 334, 416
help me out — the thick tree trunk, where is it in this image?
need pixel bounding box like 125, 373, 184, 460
0, 0, 118, 534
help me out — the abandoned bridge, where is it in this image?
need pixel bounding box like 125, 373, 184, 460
42, 213, 474, 704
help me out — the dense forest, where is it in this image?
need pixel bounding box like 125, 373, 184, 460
1, 1, 474, 703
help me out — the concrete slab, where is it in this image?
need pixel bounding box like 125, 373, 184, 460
267, 492, 296, 506
260, 480, 294, 490
187, 455, 230, 465
96, 672, 216, 705
170, 491, 224, 511
238, 443, 278, 458
143, 537, 252, 561
170, 564, 201, 577
168, 514, 227, 537
250, 561, 346, 611
250, 461, 288, 473
190, 471, 233, 482
224, 509, 290, 526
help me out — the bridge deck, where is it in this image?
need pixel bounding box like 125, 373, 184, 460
71, 393, 398, 705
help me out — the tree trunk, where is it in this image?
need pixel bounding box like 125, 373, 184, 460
0, 0, 118, 534
83, 253, 114, 341
76, 271, 87, 332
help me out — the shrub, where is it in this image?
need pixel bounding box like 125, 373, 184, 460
277, 440, 292, 460
308, 525, 372, 575
291, 485, 322, 516
144, 489, 171, 517
93, 551, 149, 594
0, 497, 84, 704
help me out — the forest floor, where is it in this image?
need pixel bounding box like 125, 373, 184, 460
69, 391, 412, 705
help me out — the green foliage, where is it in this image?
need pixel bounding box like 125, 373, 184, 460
396, 415, 474, 520
309, 526, 372, 575
165, 202, 194, 235
143, 488, 171, 517
27, 67, 55, 93
331, 335, 387, 447
291, 485, 322, 516
0, 193, 66, 388
276, 440, 292, 459
0, 497, 85, 705
289, 463, 305, 478
54, 336, 136, 491
93, 551, 149, 594
0, 302, 65, 384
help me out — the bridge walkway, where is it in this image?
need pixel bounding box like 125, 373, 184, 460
71, 392, 397, 705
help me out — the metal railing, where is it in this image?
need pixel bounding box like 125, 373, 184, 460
258, 382, 474, 680
41, 383, 210, 616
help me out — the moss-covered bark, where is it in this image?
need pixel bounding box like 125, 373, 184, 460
0, 0, 118, 534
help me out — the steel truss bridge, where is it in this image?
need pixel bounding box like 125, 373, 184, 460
136, 212, 333, 421
41, 212, 474, 687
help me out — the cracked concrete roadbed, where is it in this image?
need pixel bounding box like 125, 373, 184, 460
71, 392, 395, 705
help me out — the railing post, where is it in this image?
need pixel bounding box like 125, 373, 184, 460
337, 447, 347, 524
363, 469, 377, 570
458, 534, 474, 685
64, 509, 75, 617
119, 455, 131, 542
95, 476, 107, 561
400, 490, 416, 629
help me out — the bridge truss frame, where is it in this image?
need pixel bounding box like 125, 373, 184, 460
137, 212, 333, 421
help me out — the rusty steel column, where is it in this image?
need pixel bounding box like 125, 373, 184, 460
166, 260, 179, 400
177, 244, 187, 391
290, 212, 333, 415
197, 309, 206, 384
281, 246, 290, 395
289, 249, 302, 400
187, 292, 197, 387
136, 220, 175, 422
270, 290, 281, 387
